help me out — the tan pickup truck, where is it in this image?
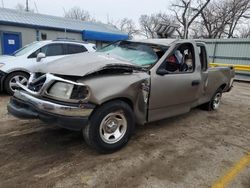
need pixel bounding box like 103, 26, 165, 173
8, 39, 235, 153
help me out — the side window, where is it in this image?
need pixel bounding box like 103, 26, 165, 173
45, 44, 64, 57
28, 44, 64, 58
28, 48, 41, 58
197, 45, 208, 71
66, 44, 87, 55
164, 43, 195, 73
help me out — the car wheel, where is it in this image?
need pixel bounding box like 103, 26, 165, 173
202, 88, 223, 111
4, 72, 29, 95
83, 100, 135, 153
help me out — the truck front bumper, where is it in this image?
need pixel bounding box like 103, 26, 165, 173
7, 91, 95, 131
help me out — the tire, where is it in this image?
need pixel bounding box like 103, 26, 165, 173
4, 72, 30, 95
202, 88, 223, 111
83, 100, 135, 153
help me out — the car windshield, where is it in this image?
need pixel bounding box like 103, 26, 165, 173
12, 42, 42, 56
98, 41, 168, 67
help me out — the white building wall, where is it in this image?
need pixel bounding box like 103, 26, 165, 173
38, 29, 82, 41
0, 25, 83, 54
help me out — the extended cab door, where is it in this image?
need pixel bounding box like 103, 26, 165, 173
196, 43, 210, 104
148, 42, 202, 122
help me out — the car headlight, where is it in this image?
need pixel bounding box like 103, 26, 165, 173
48, 81, 74, 100
0, 63, 5, 68
47, 81, 89, 101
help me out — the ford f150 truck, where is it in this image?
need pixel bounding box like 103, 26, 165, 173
7, 39, 235, 153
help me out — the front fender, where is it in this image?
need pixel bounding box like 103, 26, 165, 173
79, 72, 150, 124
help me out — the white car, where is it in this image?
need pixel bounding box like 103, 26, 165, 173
0, 40, 96, 94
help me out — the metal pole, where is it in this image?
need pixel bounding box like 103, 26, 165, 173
26, 0, 29, 12
1, 0, 4, 8
212, 42, 217, 63
65, 28, 67, 39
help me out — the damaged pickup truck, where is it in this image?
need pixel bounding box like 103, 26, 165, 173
8, 39, 235, 153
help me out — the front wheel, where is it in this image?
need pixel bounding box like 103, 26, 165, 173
4, 72, 29, 95
83, 100, 135, 153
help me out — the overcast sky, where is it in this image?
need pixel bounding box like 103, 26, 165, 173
2, 0, 171, 24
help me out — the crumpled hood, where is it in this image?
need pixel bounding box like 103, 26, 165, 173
37, 52, 136, 76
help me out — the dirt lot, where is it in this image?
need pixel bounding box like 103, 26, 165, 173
0, 82, 249, 188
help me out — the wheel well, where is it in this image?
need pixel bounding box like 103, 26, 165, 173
117, 98, 134, 110
220, 83, 227, 91
89, 97, 134, 120
102, 98, 134, 110
4, 71, 30, 81
3, 71, 30, 88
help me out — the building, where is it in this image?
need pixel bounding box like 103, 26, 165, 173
0, 8, 128, 55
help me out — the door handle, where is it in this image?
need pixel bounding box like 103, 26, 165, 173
192, 80, 200, 86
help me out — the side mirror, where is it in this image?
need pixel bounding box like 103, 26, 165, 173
36, 53, 46, 62
156, 68, 170, 76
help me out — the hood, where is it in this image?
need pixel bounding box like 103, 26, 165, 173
0, 55, 17, 63
0, 55, 29, 72
37, 52, 139, 76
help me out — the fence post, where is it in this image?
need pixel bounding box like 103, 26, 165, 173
212, 41, 217, 63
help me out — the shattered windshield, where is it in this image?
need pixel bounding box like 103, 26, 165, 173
98, 41, 167, 67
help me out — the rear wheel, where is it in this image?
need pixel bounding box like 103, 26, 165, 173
202, 88, 222, 111
83, 100, 135, 153
4, 72, 29, 95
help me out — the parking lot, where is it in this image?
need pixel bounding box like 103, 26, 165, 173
0, 82, 249, 188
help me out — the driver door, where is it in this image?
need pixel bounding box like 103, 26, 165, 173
148, 42, 202, 122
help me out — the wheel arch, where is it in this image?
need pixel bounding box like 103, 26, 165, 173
89, 97, 134, 119
219, 83, 227, 91
97, 97, 134, 110
3, 70, 30, 84
3, 70, 30, 92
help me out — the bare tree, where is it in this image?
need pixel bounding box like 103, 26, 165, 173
239, 25, 250, 38
200, 0, 250, 38
171, 0, 211, 38
226, 0, 250, 38
64, 7, 94, 21
188, 20, 204, 38
15, 3, 25, 11
117, 18, 139, 39
200, 1, 230, 38
139, 13, 174, 38
15, 3, 34, 12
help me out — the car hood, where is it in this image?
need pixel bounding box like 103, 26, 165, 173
0, 55, 17, 63
37, 52, 141, 76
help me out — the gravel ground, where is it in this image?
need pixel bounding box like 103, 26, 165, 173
0, 82, 249, 188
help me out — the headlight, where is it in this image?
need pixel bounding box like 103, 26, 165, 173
47, 81, 89, 101
48, 82, 74, 100
0, 63, 5, 68
70, 85, 89, 100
